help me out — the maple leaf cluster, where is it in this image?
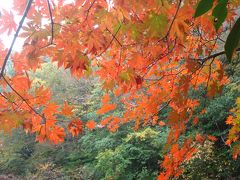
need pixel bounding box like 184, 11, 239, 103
0, 0, 240, 179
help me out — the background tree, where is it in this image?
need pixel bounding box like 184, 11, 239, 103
0, 0, 240, 179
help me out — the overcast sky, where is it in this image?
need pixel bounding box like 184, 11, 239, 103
0, 0, 24, 51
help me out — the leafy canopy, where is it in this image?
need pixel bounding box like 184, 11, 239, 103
0, 0, 240, 179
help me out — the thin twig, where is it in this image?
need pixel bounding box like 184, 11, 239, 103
166, 0, 182, 37
0, 92, 18, 107
106, 28, 122, 47
97, 25, 121, 57
84, 0, 97, 21
158, 0, 182, 42
0, 0, 46, 121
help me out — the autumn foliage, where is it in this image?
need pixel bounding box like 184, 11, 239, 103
0, 0, 240, 179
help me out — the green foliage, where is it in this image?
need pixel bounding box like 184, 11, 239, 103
95, 128, 166, 180
225, 17, 240, 61
212, 0, 228, 31
0, 130, 35, 176
31, 62, 97, 105
179, 56, 240, 179
1, 57, 240, 179
194, 0, 214, 18
194, 0, 240, 61
180, 140, 240, 179
144, 13, 168, 38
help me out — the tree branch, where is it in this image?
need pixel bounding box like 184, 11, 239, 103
2, 76, 44, 119
0, 0, 47, 122
106, 28, 122, 47
0, 92, 18, 107
158, 0, 182, 42
0, 0, 33, 76
166, 0, 182, 37
194, 48, 240, 63
84, 0, 97, 21
46, 0, 54, 44
97, 25, 121, 57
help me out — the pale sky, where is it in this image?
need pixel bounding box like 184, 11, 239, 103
0, 0, 75, 51
0, 0, 24, 51
0, 0, 113, 51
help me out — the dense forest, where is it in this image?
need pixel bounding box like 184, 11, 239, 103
0, 60, 239, 179
0, 0, 240, 179
1, 61, 240, 179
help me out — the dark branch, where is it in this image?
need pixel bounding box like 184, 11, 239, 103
0, 92, 18, 107
194, 48, 240, 62
158, 0, 182, 42
84, 0, 97, 21
106, 28, 122, 47
46, 0, 54, 44
2, 76, 44, 119
0, 0, 46, 121
166, 0, 182, 37
0, 0, 33, 76
97, 25, 121, 57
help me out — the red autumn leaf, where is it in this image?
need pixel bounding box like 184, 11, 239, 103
68, 119, 84, 137
195, 134, 205, 143
0, 0, 239, 179
226, 115, 234, 125
100, 116, 113, 126
12, 75, 31, 91
152, 115, 158, 125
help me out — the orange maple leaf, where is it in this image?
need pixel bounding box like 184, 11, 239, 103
195, 134, 205, 143
152, 115, 158, 125
0, 9, 17, 35
68, 119, 84, 137
42, 102, 59, 119
97, 104, 117, 114
61, 101, 74, 117
11, 75, 31, 92
207, 135, 217, 142
102, 94, 110, 104
226, 115, 233, 125
86, 120, 96, 130
159, 121, 166, 126
48, 126, 66, 144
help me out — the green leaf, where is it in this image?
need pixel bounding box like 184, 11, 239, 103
194, 0, 214, 18
212, 0, 228, 31
145, 12, 168, 38
225, 17, 240, 61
